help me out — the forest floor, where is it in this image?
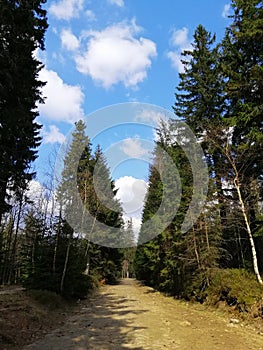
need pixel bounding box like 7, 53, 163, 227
0, 285, 75, 350
7, 279, 261, 350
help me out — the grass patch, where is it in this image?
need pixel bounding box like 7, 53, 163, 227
26, 289, 65, 310
206, 269, 263, 317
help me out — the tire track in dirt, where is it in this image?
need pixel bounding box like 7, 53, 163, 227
23, 279, 263, 350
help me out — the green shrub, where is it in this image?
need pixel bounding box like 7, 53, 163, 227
63, 274, 94, 299
25, 273, 94, 301
206, 268, 263, 313
23, 271, 59, 292
27, 289, 64, 309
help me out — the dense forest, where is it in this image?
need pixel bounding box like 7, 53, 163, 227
0, 0, 262, 314
135, 0, 263, 308
0, 0, 134, 298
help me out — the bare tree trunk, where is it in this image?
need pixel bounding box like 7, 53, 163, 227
82, 177, 94, 276
0, 220, 5, 283
192, 226, 201, 269
237, 227, 246, 268
1, 214, 15, 284
234, 178, 262, 284
84, 202, 100, 275
31, 230, 37, 274
189, 212, 201, 270
53, 206, 62, 274
204, 214, 210, 252
60, 234, 71, 293
84, 246, 91, 275
8, 196, 23, 284
84, 215, 97, 276
226, 143, 263, 285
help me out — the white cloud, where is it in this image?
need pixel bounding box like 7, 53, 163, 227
43, 125, 66, 144
167, 27, 192, 73
38, 68, 85, 124
75, 20, 157, 88
167, 51, 185, 73
26, 180, 59, 216
108, 0, 124, 7
49, 0, 84, 20
136, 109, 170, 141
122, 215, 142, 236
61, 29, 80, 51
115, 175, 148, 238
115, 176, 148, 217
171, 27, 189, 46
136, 109, 167, 126
222, 4, 231, 18
26, 180, 45, 204
120, 138, 149, 158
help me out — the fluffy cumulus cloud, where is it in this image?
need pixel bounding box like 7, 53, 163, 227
222, 4, 231, 18
43, 125, 66, 144
108, 0, 124, 7
61, 29, 80, 51
167, 27, 192, 73
115, 176, 148, 234
120, 138, 149, 158
38, 68, 85, 124
75, 20, 157, 88
134, 109, 170, 141
135, 108, 167, 125
171, 27, 189, 46
49, 0, 84, 20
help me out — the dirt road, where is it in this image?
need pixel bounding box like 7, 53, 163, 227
24, 279, 263, 350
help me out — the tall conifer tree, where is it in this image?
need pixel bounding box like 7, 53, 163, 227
0, 0, 48, 221
174, 25, 227, 227
221, 0, 263, 283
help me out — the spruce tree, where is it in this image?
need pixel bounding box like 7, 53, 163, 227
135, 132, 187, 292
221, 0, 263, 283
173, 24, 227, 229
87, 146, 124, 282
135, 118, 221, 295
222, 0, 263, 143
0, 0, 48, 221
58, 122, 124, 284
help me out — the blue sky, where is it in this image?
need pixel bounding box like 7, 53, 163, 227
33, 0, 232, 232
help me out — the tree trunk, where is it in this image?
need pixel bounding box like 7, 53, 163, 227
60, 234, 71, 293
84, 243, 91, 276
31, 230, 37, 274
226, 144, 262, 285
234, 178, 263, 284
53, 206, 62, 274
237, 227, 245, 268
204, 214, 210, 252
2, 215, 15, 284
192, 226, 201, 270
8, 197, 23, 284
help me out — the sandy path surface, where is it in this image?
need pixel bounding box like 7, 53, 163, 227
23, 279, 263, 350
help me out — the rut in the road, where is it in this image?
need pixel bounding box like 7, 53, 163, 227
24, 279, 263, 350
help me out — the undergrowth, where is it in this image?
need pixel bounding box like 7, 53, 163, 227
26, 289, 66, 309
205, 269, 263, 318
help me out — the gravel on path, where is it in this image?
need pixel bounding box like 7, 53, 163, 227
23, 279, 263, 350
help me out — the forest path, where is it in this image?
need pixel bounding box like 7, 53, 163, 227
24, 279, 263, 350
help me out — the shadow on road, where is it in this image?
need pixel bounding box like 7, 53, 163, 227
25, 285, 147, 350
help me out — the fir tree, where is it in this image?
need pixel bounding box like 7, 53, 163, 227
220, 0, 263, 283
0, 0, 48, 221
173, 24, 227, 230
